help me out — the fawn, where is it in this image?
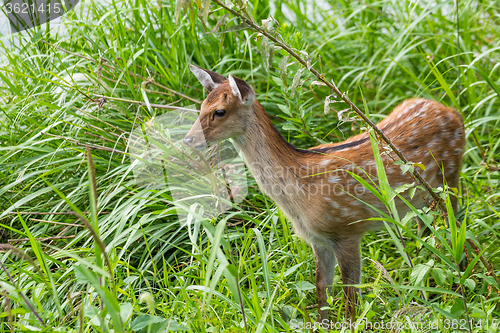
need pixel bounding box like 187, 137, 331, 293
184, 64, 465, 321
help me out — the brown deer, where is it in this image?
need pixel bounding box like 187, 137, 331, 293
184, 64, 465, 321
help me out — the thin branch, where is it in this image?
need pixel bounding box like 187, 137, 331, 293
7, 211, 111, 215
42, 132, 127, 155
29, 218, 84, 228
72, 106, 127, 135
92, 94, 200, 112
8, 236, 76, 243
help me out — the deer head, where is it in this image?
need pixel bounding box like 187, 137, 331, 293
183, 65, 255, 150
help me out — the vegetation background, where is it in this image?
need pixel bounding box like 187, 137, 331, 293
0, 0, 499, 331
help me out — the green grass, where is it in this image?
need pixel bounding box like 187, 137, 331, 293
1, 0, 500, 331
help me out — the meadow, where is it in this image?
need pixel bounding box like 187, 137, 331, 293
0, 0, 499, 331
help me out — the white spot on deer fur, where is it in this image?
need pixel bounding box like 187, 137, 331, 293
415, 104, 429, 118
427, 139, 439, 149
228, 74, 242, 101
363, 160, 376, 168
323, 195, 333, 204
426, 173, 438, 185
352, 200, 365, 207
344, 164, 356, 170
330, 200, 340, 210
347, 179, 357, 186
329, 176, 340, 184
426, 163, 437, 172
320, 159, 330, 166
341, 207, 350, 217
189, 65, 220, 91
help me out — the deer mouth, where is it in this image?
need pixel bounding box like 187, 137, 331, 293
193, 142, 207, 151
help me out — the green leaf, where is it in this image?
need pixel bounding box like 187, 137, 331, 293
120, 303, 133, 325
410, 260, 433, 286
395, 182, 414, 194
290, 281, 315, 291
291, 68, 304, 97
220, 24, 252, 33
130, 315, 166, 331
459, 245, 488, 286
201, 0, 210, 24
226, 264, 238, 277
277, 104, 292, 116
463, 278, 476, 291
432, 268, 447, 286
408, 186, 416, 199
74, 265, 98, 284
282, 123, 299, 131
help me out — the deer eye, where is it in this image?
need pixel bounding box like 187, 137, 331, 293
214, 109, 226, 118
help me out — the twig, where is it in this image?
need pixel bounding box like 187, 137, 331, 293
41, 39, 95, 63
42, 132, 127, 155
148, 81, 202, 104
29, 219, 84, 228
84, 132, 117, 143
92, 94, 200, 112
7, 211, 111, 215
72, 106, 127, 135
8, 236, 76, 243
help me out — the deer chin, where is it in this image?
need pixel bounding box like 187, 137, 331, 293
193, 142, 207, 151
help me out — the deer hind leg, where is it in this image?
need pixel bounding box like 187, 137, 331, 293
312, 243, 336, 322
332, 236, 361, 322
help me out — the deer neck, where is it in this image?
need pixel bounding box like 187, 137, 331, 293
233, 102, 310, 199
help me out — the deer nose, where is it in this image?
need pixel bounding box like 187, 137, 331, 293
183, 136, 194, 146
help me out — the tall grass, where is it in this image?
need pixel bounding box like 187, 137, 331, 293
0, 0, 499, 331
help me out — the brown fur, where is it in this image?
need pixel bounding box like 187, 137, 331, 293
185, 67, 465, 322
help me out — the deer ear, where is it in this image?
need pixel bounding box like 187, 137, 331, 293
228, 74, 255, 106
189, 64, 227, 92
